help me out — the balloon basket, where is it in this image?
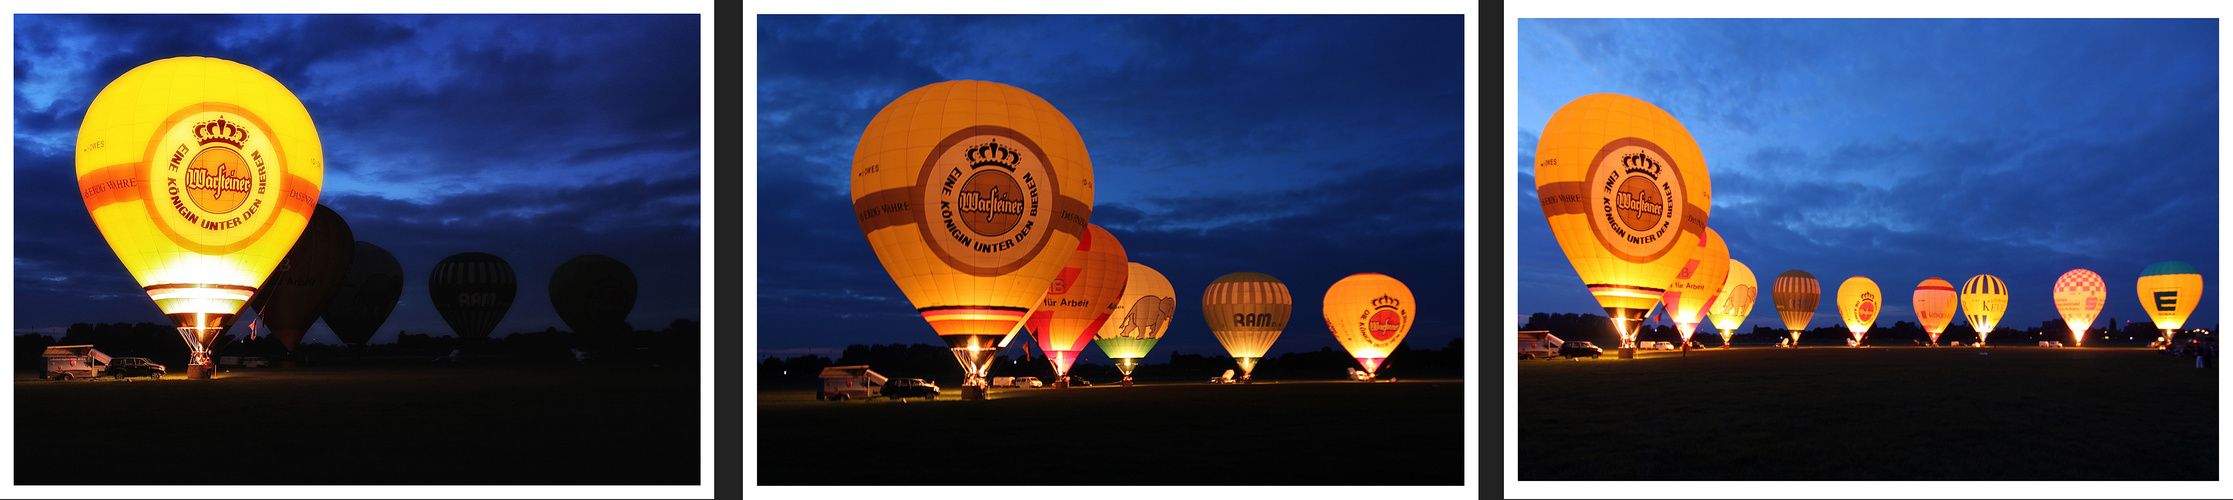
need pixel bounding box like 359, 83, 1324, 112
1619, 347, 1635, 359
1052, 380, 1069, 389
961, 386, 987, 400
1121, 379, 1133, 387
186, 364, 214, 380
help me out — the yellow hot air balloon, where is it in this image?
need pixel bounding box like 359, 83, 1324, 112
1203, 272, 1291, 382
2052, 269, 2106, 347
1771, 270, 1820, 347
1706, 259, 1757, 348
1912, 278, 1959, 346
2136, 261, 2205, 346
850, 80, 1095, 397
1097, 262, 1176, 385
1960, 275, 2009, 346
1535, 93, 1712, 358
1660, 228, 1729, 348
1023, 224, 1128, 386
1322, 273, 1414, 380
75, 57, 324, 379
1836, 277, 1881, 347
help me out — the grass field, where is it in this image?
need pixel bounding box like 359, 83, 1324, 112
16, 363, 698, 485
1519, 347, 2216, 480
758, 379, 1464, 485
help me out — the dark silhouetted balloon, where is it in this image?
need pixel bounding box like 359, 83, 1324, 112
322, 241, 403, 346
247, 204, 354, 353
549, 255, 638, 336
429, 252, 516, 340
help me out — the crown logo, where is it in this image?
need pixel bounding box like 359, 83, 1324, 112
193, 118, 250, 149
1372, 294, 1401, 307
965, 138, 1020, 169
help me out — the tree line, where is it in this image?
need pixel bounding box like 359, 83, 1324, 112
759, 337, 1466, 389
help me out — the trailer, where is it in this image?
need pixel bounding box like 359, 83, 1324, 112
42, 345, 112, 380
817, 365, 887, 401
1517, 331, 1562, 360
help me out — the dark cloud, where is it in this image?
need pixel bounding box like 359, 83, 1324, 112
14, 14, 702, 341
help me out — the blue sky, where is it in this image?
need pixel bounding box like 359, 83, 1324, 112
1517, 18, 2219, 334
14, 14, 703, 342
757, 15, 1467, 359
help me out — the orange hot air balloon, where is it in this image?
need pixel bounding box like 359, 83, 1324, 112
2052, 269, 2106, 347
2136, 261, 2205, 346
850, 80, 1094, 395
1960, 275, 2009, 347
1535, 93, 1712, 357
1203, 272, 1291, 382
1022, 224, 1127, 386
1835, 276, 1880, 347
1322, 273, 1415, 379
1771, 270, 1820, 347
76, 57, 325, 378
1912, 278, 1959, 346
1706, 259, 1757, 348
1660, 228, 1729, 347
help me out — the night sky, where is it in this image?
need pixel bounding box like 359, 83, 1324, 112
756, 15, 1467, 360
14, 14, 704, 343
1516, 18, 2220, 336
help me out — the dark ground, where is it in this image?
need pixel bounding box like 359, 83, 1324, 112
16, 362, 699, 485
758, 379, 1465, 485
1519, 346, 2217, 480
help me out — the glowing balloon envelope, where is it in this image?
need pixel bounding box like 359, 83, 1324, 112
1912, 278, 1959, 346
1660, 228, 1729, 345
1203, 272, 1291, 381
1771, 270, 1820, 345
429, 252, 517, 341
1322, 273, 1415, 379
2135, 261, 2205, 343
1534, 93, 1712, 355
322, 241, 403, 347
246, 204, 354, 353
1835, 276, 1880, 346
1706, 259, 1757, 347
1097, 262, 1176, 383
2052, 269, 2106, 347
549, 255, 639, 336
75, 56, 325, 378
1022, 224, 1127, 383
1960, 275, 2008, 346
850, 80, 1095, 392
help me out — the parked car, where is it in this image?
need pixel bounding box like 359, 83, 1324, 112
1649, 341, 1677, 350
1560, 341, 1603, 359
108, 357, 166, 380
1014, 377, 1043, 388
880, 378, 941, 399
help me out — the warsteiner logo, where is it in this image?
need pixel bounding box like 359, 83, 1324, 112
1857, 292, 1877, 323
146, 111, 283, 251
915, 127, 1059, 276
1586, 138, 1688, 263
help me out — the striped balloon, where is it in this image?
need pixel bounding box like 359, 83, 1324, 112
1960, 275, 2008, 345
1202, 272, 1291, 380
429, 252, 517, 340
1772, 270, 1820, 344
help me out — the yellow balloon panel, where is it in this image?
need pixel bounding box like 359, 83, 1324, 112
1912, 278, 1959, 336
1203, 272, 1291, 361
849, 80, 1095, 339
2136, 262, 2204, 330
1660, 228, 1728, 338
1836, 276, 1881, 335
75, 57, 323, 323
1534, 93, 1712, 313
1027, 224, 1128, 361
2052, 269, 2106, 335
1706, 259, 1757, 332
1322, 273, 1415, 370
1960, 275, 2009, 334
